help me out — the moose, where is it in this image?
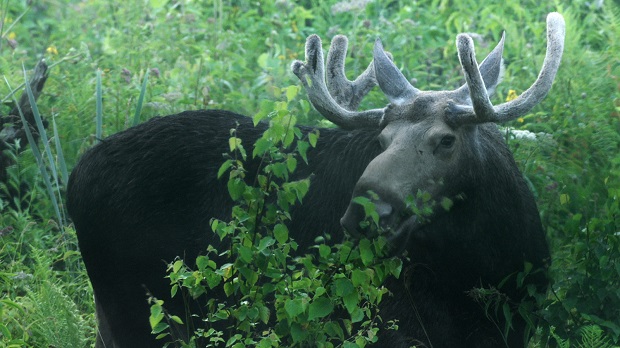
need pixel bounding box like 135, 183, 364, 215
67, 13, 565, 348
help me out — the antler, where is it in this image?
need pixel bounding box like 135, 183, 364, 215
450, 12, 565, 125
291, 35, 385, 130
373, 38, 419, 105
325, 35, 377, 111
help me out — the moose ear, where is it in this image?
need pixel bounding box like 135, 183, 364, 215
455, 32, 505, 101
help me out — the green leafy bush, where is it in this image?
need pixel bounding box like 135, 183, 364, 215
149, 90, 402, 347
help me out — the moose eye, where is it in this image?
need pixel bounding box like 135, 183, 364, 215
439, 135, 456, 148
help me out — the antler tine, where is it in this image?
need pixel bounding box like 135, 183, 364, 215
373, 38, 419, 105
453, 32, 506, 102
326, 35, 378, 111
292, 35, 385, 130
452, 12, 565, 125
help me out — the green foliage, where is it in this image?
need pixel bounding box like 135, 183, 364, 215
504, 5, 620, 344
23, 251, 91, 348
1, 0, 619, 346
0, 227, 93, 348
151, 93, 402, 347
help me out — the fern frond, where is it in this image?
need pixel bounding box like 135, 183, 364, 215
577, 325, 613, 348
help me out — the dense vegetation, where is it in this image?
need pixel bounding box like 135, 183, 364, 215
1, 0, 619, 346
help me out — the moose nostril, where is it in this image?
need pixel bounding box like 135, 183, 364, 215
373, 200, 393, 218
341, 203, 364, 237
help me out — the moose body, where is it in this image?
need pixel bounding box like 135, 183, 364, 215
67, 13, 565, 348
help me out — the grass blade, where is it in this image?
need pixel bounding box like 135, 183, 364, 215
52, 115, 69, 187
133, 69, 149, 126
4, 77, 64, 228
22, 64, 58, 185
96, 69, 103, 141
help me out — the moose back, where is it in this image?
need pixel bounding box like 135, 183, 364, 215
67, 13, 565, 348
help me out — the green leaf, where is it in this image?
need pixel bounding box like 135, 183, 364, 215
299, 99, 311, 114
351, 269, 369, 287
283, 125, 296, 148
253, 137, 272, 158
258, 338, 274, 348
285, 298, 306, 318
350, 306, 364, 323
224, 281, 235, 297
297, 141, 309, 163
205, 269, 222, 289
388, 258, 403, 278
269, 162, 288, 179
286, 85, 299, 101
273, 224, 289, 244
258, 236, 276, 252
419, 190, 432, 202
0, 323, 11, 340
151, 322, 169, 334
237, 245, 253, 263
315, 286, 326, 298
248, 306, 260, 320
229, 136, 242, 152
339, 244, 353, 264
227, 177, 245, 201
210, 219, 220, 233
318, 244, 331, 259
226, 334, 242, 346
149, 304, 164, 329
283, 179, 310, 203
290, 322, 307, 343
308, 297, 334, 321
172, 260, 183, 273
169, 315, 184, 325
258, 305, 270, 324
352, 196, 379, 226
196, 255, 210, 270
253, 100, 275, 125
502, 302, 512, 331
217, 159, 233, 178
257, 53, 269, 69
355, 335, 368, 346
440, 197, 454, 211
324, 321, 344, 341
286, 156, 297, 173
334, 278, 354, 297
359, 238, 374, 266
343, 291, 359, 315
308, 131, 318, 147
218, 263, 234, 278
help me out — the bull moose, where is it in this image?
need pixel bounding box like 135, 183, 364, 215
67, 12, 565, 348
